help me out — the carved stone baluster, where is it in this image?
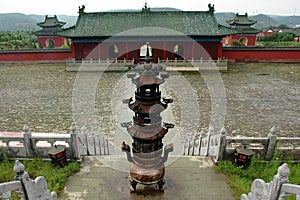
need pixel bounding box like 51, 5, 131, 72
14, 160, 25, 200
266, 126, 277, 161
268, 163, 290, 200
0, 191, 11, 200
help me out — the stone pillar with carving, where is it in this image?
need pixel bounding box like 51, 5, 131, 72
14, 160, 25, 200
268, 163, 290, 200
266, 126, 277, 161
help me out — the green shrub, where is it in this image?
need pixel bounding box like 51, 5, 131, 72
215, 151, 300, 200
0, 158, 80, 197
231, 39, 244, 47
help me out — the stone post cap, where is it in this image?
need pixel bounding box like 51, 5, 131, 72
200, 129, 206, 137
270, 126, 277, 135
14, 160, 24, 173
221, 127, 227, 135
81, 125, 87, 132
278, 163, 290, 178
70, 123, 76, 133
23, 124, 30, 132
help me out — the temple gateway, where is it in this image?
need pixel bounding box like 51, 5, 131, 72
59, 4, 236, 63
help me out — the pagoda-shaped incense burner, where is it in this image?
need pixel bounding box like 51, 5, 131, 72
121, 43, 174, 192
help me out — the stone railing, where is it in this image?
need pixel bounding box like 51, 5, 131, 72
0, 160, 56, 200
66, 58, 135, 71
183, 126, 300, 162
158, 57, 227, 65
241, 163, 300, 200
0, 124, 111, 160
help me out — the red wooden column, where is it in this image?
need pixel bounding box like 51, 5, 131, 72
71, 43, 76, 59
97, 42, 101, 59
217, 42, 223, 58
126, 41, 129, 60
192, 41, 195, 59
163, 41, 167, 60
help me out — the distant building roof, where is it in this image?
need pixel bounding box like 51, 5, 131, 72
35, 15, 66, 36
37, 15, 66, 28
59, 4, 236, 38
226, 13, 259, 34
226, 13, 257, 26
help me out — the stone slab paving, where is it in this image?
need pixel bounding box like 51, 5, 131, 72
59, 156, 234, 200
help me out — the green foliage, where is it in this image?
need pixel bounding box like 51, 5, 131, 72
260, 32, 295, 42
256, 41, 300, 47
231, 39, 244, 47
0, 30, 38, 50
215, 152, 300, 200
60, 44, 70, 49
0, 158, 80, 197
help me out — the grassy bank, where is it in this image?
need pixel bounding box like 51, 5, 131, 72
0, 155, 80, 199
215, 154, 300, 200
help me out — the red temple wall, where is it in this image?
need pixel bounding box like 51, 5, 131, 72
223, 47, 300, 62
231, 35, 257, 46
0, 49, 71, 62
72, 41, 222, 62
38, 36, 67, 48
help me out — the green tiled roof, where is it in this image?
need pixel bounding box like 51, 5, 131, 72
37, 15, 66, 28
60, 10, 236, 37
34, 29, 62, 36
235, 27, 260, 34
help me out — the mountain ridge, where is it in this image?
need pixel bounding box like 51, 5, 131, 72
0, 9, 299, 31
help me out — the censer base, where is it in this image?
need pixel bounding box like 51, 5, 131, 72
129, 164, 165, 192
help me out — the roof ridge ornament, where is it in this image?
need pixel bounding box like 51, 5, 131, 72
208, 3, 215, 14
142, 2, 150, 14
78, 5, 85, 15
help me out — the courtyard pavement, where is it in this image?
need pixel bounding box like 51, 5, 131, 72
59, 156, 235, 200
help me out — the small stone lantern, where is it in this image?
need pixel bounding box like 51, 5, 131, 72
234, 146, 254, 168
48, 145, 67, 166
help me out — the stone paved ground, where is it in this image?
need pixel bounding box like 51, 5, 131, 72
0, 63, 299, 137
59, 156, 235, 200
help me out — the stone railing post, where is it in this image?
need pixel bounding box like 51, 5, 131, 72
82, 125, 90, 156
217, 127, 227, 161
14, 160, 57, 200
14, 160, 25, 200
266, 126, 277, 161
241, 163, 291, 200
199, 129, 206, 155
70, 124, 80, 159
269, 163, 290, 200
23, 125, 34, 158
206, 127, 213, 156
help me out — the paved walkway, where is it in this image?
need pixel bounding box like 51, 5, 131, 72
59, 156, 235, 200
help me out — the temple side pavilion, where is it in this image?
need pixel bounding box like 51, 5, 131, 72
223, 13, 259, 46
35, 15, 68, 48
60, 4, 236, 70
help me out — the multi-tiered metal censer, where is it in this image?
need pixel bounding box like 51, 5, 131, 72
121, 44, 174, 192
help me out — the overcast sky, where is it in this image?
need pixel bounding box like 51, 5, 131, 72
1, 0, 299, 16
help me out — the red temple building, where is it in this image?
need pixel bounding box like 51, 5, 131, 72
35, 15, 68, 48
223, 13, 259, 46
59, 4, 236, 63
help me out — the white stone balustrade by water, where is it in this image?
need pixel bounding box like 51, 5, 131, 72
183, 126, 300, 162
241, 163, 300, 200
0, 124, 111, 160
1, 125, 300, 162
0, 160, 57, 200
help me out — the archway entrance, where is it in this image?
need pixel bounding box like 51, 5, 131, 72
174, 44, 184, 59
46, 39, 54, 48
239, 37, 248, 46
139, 44, 152, 62
109, 45, 119, 59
